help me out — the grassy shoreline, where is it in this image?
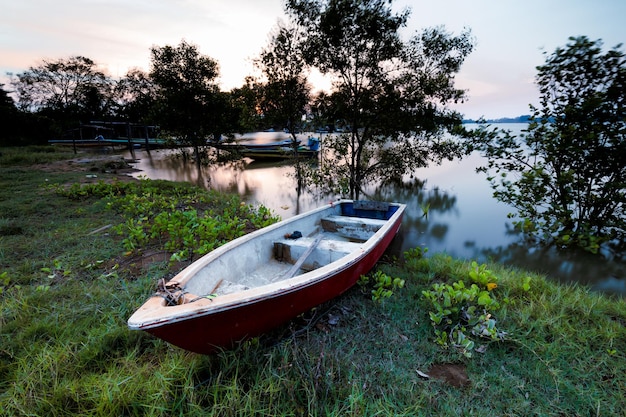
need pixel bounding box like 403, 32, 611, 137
1, 147, 625, 416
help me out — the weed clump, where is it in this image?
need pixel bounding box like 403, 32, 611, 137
421, 260, 510, 357
53, 178, 279, 264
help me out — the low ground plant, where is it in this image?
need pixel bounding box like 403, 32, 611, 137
358, 270, 405, 302
421, 260, 510, 357
52, 178, 279, 264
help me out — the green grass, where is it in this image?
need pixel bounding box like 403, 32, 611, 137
0, 145, 78, 166
1, 147, 625, 416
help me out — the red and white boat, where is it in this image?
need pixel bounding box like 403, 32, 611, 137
127, 200, 406, 354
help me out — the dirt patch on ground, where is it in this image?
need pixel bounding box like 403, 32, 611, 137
101, 246, 190, 279
34, 154, 141, 185
427, 363, 470, 388
34, 154, 139, 176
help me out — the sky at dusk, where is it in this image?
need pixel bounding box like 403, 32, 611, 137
2, 0, 625, 119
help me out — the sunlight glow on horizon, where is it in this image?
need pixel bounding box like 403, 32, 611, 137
2, 0, 625, 119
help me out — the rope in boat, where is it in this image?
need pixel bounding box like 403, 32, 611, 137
154, 278, 220, 305
154, 279, 187, 306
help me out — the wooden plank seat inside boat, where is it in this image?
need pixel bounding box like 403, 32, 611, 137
320, 215, 387, 241
272, 214, 388, 271
273, 236, 363, 272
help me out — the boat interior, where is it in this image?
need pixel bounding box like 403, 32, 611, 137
180, 211, 391, 299
273, 215, 387, 270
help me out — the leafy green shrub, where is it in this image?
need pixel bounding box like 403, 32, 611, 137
54, 178, 279, 263
358, 270, 405, 302
422, 261, 509, 357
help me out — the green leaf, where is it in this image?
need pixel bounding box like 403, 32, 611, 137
429, 311, 442, 325
477, 293, 492, 306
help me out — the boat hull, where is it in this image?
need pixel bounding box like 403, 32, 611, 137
239, 147, 319, 161
128, 200, 405, 354
213, 137, 320, 161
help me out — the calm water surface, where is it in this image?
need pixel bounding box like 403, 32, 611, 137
126, 126, 626, 296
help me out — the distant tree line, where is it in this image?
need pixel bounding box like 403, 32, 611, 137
463, 115, 532, 124
0, 53, 262, 148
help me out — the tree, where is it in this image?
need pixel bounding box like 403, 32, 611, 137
10, 56, 112, 128
149, 40, 222, 164
255, 21, 312, 192
0, 83, 19, 146
0, 83, 15, 111
472, 36, 626, 254
230, 77, 265, 132
286, 0, 474, 199
0, 84, 60, 147
255, 21, 311, 135
113, 68, 158, 123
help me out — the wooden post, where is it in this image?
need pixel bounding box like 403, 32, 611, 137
144, 125, 150, 153
74, 124, 81, 155
126, 122, 135, 159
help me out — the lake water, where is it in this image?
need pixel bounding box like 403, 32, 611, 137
125, 125, 626, 297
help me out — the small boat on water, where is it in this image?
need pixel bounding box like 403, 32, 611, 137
238, 145, 319, 161
127, 200, 406, 354
214, 137, 320, 161
238, 138, 295, 149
